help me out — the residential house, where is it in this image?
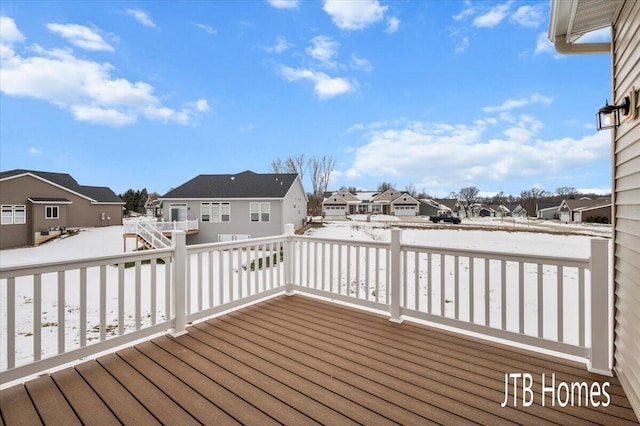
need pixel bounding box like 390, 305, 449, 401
0, 169, 124, 249
550, 0, 640, 416
160, 171, 307, 244
536, 201, 562, 220
417, 199, 452, 217
144, 192, 162, 218
433, 198, 467, 218
505, 203, 527, 217
559, 198, 612, 224
322, 188, 420, 217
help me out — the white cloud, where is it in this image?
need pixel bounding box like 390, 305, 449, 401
29, 147, 41, 154
346, 119, 610, 192
322, 0, 388, 30
267, 0, 300, 9
473, 1, 513, 28
453, 1, 475, 21
307, 35, 339, 67
0, 19, 208, 127
386, 16, 400, 34
266, 36, 294, 53
1, 16, 25, 44
510, 5, 543, 28
46, 23, 114, 52
483, 94, 552, 113
194, 23, 217, 35
125, 9, 156, 28
534, 32, 559, 57
350, 54, 373, 72
455, 37, 469, 54
279, 65, 354, 99
577, 27, 611, 43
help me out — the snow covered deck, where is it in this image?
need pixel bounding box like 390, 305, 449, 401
1, 295, 637, 424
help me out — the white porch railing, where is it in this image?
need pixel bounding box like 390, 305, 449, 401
0, 226, 611, 385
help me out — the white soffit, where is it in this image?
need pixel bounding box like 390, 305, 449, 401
550, 0, 620, 43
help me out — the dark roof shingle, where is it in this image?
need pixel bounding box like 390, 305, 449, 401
162, 171, 299, 199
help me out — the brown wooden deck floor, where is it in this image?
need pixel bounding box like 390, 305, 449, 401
1, 295, 638, 425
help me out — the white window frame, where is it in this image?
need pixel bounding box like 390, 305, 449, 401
45, 205, 59, 219
201, 202, 231, 223
2, 205, 14, 225
250, 202, 270, 223
14, 205, 26, 224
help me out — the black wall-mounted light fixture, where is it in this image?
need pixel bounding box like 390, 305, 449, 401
596, 96, 630, 130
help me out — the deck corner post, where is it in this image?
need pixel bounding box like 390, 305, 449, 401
389, 229, 403, 323
170, 230, 188, 337
284, 224, 295, 296
588, 238, 612, 375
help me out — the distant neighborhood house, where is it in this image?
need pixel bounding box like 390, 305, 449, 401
160, 170, 307, 244
560, 198, 612, 224
0, 169, 124, 249
536, 201, 562, 220
322, 189, 420, 216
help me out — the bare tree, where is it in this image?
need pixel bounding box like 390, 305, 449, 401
377, 181, 396, 192
555, 186, 578, 199
271, 158, 283, 174
404, 183, 417, 197
519, 187, 551, 217
492, 191, 508, 206
284, 154, 306, 181
308, 155, 336, 215
459, 186, 480, 215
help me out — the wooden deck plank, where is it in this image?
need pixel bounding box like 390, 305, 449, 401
228, 301, 552, 425
153, 336, 318, 425
218, 310, 482, 424
96, 352, 199, 425
116, 346, 240, 425
1, 294, 638, 425
0, 384, 41, 425
24, 376, 80, 425
275, 296, 639, 424
134, 339, 278, 426
74, 360, 160, 425
263, 296, 637, 424
191, 320, 415, 426
50, 368, 119, 426
283, 295, 631, 398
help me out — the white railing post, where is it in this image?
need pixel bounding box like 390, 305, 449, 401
588, 238, 611, 375
171, 231, 188, 336
284, 224, 295, 295
389, 229, 403, 323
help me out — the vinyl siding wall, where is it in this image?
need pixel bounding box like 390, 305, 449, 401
612, 0, 640, 416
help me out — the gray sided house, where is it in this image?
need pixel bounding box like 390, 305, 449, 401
322, 188, 420, 216
0, 169, 124, 249
160, 171, 307, 244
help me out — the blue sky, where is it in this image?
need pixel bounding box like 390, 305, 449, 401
1, 0, 613, 197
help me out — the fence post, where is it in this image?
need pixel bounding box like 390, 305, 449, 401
588, 238, 611, 375
284, 224, 295, 295
170, 231, 188, 337
389, 229, 403, 323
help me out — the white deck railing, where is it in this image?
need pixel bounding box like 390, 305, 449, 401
0, 226, 611, 384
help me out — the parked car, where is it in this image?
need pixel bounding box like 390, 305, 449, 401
429, 214, 461, 224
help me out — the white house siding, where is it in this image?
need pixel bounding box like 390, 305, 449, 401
612, 0, 640, 415
281, 176, 308, 229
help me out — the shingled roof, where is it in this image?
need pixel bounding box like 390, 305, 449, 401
162, 171, 299, 199
0, 169, 123, 203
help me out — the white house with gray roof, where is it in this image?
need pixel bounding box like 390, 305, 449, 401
160, 171, 307, 244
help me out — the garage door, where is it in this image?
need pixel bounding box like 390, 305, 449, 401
325, 206, 346, 214
394, 206, 416, 216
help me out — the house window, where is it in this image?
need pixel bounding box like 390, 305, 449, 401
170, 203, 188, 222
45, 206, 59, 219
14, 205, 26, 224
201, 202, 230, 222
2, 205, 13, 224
250, 203, 270, 222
